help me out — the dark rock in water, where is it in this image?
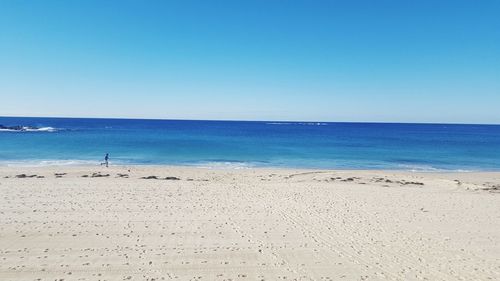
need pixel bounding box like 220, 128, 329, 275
0, 124, 40, 131
165, 176, 180, 180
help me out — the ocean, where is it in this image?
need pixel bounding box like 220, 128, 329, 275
1, 116, 499, 171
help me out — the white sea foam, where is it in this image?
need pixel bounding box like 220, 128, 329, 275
190, 161, 258, 169
0, 126, 57, 132
266, 122, 293, 125
396, 164, 473, 172
32, 127, 57, 132
0, 159, 99, 167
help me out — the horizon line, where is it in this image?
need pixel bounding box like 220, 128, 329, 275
1, 115, 499, 126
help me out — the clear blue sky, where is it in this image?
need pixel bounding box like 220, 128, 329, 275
1, 0, 499, 123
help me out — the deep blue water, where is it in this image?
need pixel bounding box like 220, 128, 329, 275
1, 117, 500, 171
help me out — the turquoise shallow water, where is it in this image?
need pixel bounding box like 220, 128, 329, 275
1, 117, 499, 171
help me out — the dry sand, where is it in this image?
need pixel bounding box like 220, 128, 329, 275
0, 165, 499, 280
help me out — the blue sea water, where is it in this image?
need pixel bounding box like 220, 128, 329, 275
1, 117, 500, 171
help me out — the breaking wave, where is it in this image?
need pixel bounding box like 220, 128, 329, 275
0, 126, 58, 132
0, 159, 99, 167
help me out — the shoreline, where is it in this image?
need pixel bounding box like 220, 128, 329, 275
0, 162, 497, 173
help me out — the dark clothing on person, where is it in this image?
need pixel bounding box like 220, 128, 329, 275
101, 153, 109, 167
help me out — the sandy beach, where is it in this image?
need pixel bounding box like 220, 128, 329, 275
0, 165, 499, 280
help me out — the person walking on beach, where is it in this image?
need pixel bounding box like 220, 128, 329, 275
101, 153, 109, 167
